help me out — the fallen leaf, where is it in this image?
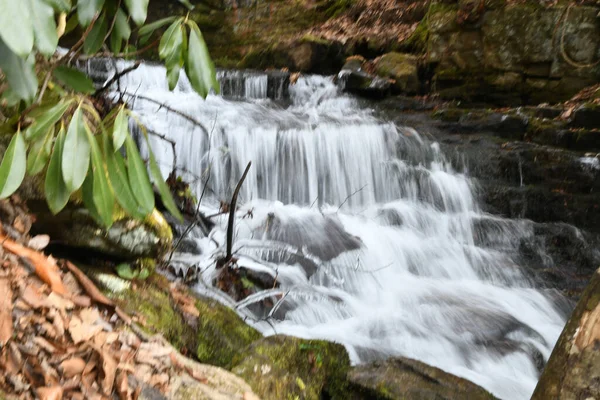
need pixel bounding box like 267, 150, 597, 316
13, 216, 26, 233
21, 285, 46, 309
68, 315, 102, 344
33, 336, 58, 354
0, 235, 67, 295
46, 292, 75, 310
0, 276, 13, 345
185, 366, 209, 384
28, 234, 50, 250
40, 358, 60, 386
65, 261, 114, 306
60, 357, 86, 378
37, 385, 63, 400
116, 371, 130, 400
72, 295, 92, 307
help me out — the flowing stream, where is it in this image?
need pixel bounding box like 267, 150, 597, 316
105, 62, 568, 400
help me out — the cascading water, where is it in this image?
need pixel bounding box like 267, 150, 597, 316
107, 61, 568, 400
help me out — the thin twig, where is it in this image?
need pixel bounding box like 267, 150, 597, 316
119, 91, 210, 136
337, 184, 367, 211
94, 61, 141, 95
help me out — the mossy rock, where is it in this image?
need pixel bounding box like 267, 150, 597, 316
232, 335, 351, 399
346, 357, 498, 400
374, 52, 420, 94
532, 268, 600, 399
30, 205, 173, 260
111, 275, 196, 353
195, 296, 261, 368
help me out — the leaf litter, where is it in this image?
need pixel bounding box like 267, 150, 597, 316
0, 196, 259, 399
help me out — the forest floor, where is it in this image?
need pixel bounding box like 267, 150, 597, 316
0, 198, 256, 400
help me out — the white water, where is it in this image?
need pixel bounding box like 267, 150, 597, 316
111, 62, 567, 400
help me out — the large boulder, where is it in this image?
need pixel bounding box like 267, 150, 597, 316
532, 267, 600, 399
232, 335, 350, 399
346, 357, 497, 400
374, 52, 420, 94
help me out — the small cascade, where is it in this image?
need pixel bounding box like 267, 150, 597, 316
76, 58, 291, 100
105, 63, 571, 400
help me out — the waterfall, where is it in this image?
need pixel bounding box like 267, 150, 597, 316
107, 61, 567, 400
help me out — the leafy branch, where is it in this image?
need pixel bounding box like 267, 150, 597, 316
0, 0, 220, 227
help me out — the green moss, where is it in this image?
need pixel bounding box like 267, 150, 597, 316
195, 297, 261, 368
112, 277, 196, 352
431, 108, 468, 121
400, 18, 429, 54
232, 335, 351, 400
300, 34, 332, 46
238, 45, 291, 70
316, 0, 355, 19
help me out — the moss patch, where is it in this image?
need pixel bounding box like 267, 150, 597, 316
111, 275, 196, 353
195, 297, 261, 368
232, 335, 351, 399
347, 357, 497, 400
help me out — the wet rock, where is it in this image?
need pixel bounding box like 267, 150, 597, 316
264, 213, 362, 262
338, 68, 392, 99
432, 108, 528, 139
517, 222, 600, 296
346, 357, 497, 400
532, 268, 600, 399
287, 35, 345, 74
232, 335, 350, 399
374, 52, 420, 94
571, 103, 600, 129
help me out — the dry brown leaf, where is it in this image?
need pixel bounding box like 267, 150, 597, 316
65, 262, 114, 307
68, 315, 102, 344
102, 350, 117, 394
185, 366, 209, 384
40, 358, 60, 386
46, 292, 75, 310
0, 234, 67, 295
72, 295, 92, 307
21, 285, 46, 309
148, 372, 169, 388
170, 285, 200, 318
36, 386, 63, 400
60, 357, 86, 378
13, 299, 31, 311
47, 309, 66, 338
116, 371, 130, 400
0, 276, 13, 346
33, 336, 58, 354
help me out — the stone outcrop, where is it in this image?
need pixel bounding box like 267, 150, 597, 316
346, 357, 497, 400
374, 52, 420, 94
532, 267, 600, 399
425, 1, 600, 104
